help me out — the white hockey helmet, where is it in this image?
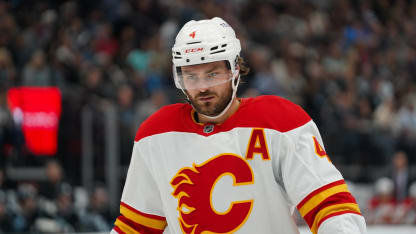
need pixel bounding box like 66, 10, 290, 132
172, 17, 242, 119
172, 17, 241, 90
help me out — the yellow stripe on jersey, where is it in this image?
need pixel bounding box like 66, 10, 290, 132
298, 183, 349, 217
115, 218, 140, 234
121, 205, 167, 230
310, 203, 361, 234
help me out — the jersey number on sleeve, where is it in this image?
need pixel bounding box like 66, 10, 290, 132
313, 136, 331, 162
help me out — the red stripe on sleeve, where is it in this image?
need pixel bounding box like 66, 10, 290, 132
302, 192, 358, 228
121, 202, 166, 221
113, 225, 125, 234
317, 210, 362, 229
118, 215, 164, 234
297, 180, 345, 209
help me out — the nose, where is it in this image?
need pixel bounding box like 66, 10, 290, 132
198, 87, 209, 93
197, 81, 210, 92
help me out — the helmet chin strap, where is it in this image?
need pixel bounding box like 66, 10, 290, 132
186, 71, 240, 121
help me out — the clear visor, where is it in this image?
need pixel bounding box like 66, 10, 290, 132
174, 66, 233, 90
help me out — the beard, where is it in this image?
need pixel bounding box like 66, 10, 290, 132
187, 85, 233, 117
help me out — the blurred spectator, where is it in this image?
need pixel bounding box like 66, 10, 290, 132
372, 96, 397, 160
366, 177, 396, 224
38, 160, 68, 201
22, 50, 53, 86
0, 168, 15, 191
54, 183, 78, 232
392, 181, 416, 224
0, 47, 16, 89
81, 65, 114, 103
0, 169, 4, 190
0, 10, 18, 49
117, 84, 135, 131
79, 185, 111, 232
94, 23, 119, 57
135, 89, 169, 130
394, 94, 416, 162
395, 95, 416, 140
249, 45, 282, 96
117, 83, 137, 165
12, 184, 41, 232
90, 185, 112, 223
0, 190, 12, 232
0, 90, 21, 162
390, 151, 410, 202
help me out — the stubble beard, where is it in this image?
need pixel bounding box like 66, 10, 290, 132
188, 86, 233, 117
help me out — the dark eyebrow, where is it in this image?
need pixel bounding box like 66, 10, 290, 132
204, 65, 221, 74
181, 70, 197, 76
182, 64, 222, 76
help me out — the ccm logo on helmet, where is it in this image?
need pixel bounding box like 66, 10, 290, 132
185, 48, 204, 53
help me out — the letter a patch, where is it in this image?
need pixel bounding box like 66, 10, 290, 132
245, 128, 270, 160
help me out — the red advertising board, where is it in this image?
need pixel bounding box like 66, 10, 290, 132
7, 87, 62, 156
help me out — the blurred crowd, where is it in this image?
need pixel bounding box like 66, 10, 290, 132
0, 0, 415, 231
0, 160, 112, 233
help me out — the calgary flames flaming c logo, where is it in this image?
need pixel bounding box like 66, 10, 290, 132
170, 154, 254, 234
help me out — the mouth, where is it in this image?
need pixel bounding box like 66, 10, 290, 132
198, 96, 215, 101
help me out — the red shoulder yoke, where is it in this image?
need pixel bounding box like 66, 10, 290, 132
134, 95, 312, 141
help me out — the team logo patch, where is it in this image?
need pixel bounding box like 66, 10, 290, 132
170, 154, 254, 234
189, 31, 196, 38
203, 125, 214, 134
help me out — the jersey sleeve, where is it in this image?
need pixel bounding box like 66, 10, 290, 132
112, 141, 167, 233
277, 120, 367, 234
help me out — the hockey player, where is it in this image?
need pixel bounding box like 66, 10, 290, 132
112, 17, 367, 234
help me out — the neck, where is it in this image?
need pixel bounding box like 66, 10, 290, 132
198, 98, 240, 124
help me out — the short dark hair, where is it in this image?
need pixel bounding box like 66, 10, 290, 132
237, 56, 250, 76
224, 56, 250, 76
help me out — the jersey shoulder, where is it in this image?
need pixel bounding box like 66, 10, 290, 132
240, 95, 311, 132
134, 103, 190, 142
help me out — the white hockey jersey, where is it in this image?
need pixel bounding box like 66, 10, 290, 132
113, 95, 367, 234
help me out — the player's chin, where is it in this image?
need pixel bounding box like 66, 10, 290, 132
196, 99, 213, 108
198, 106, 218, 117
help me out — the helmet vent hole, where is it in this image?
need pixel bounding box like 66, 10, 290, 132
201, 57, 205, 61
210, 46, 218, 51
210, 49, 226, 55
187, 41, 201, 45
221, 44, 227, 47
186, 59, 190, 62
176, 52, 181, 55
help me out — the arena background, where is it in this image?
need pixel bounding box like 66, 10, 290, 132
0, 0, 416, 233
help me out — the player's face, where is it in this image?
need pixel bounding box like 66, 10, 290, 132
181, 61, 233, 117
